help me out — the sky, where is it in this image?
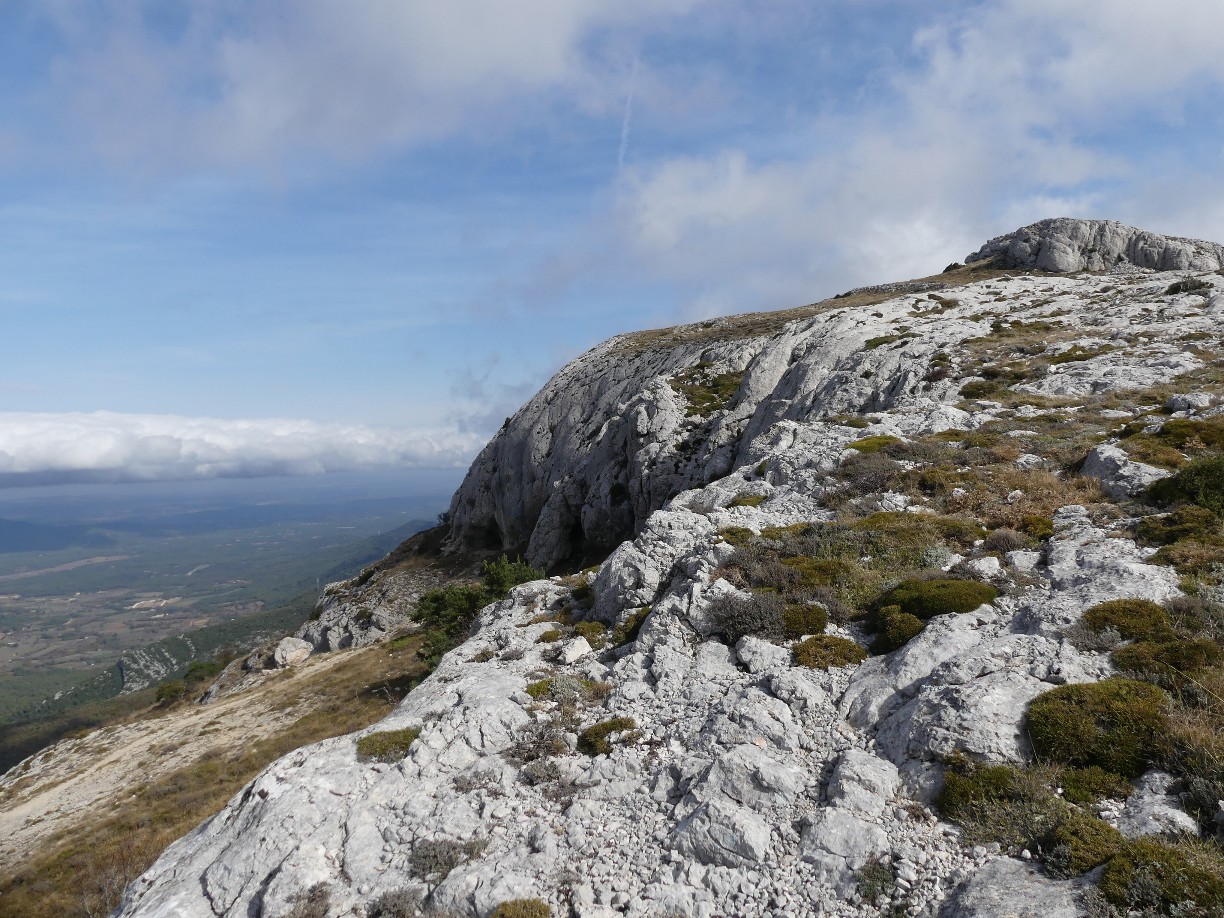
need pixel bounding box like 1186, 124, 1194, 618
1, 0, 1224, 487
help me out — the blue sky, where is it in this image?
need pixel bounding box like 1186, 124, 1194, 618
1, 0, 1223, 485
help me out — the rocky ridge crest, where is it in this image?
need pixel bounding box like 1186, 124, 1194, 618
116, 219, 1224, 918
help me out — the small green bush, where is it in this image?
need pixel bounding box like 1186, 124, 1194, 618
155, 680, 187, 704
781, 603, 828, 640
855, 857, 896, 900
611, 606, 650, 647
408, 837, 487, 879
793, 635, 867, 670
1149, 457, 1224, 515
1058, 765, 1132, 805
1112, 638, 1224, 685
573, 620, 607, 649
1166, 277, 1213, 295
1026, 678, 1169, 778
837, 452, 903, 494
728, 493, 767, 508
1044, 810, 1125, 875
525, 679, 553, 700
537, 629, 563, 643
1100, 837, 1224, 913
719, 526, 755, 547
286, 883, 331, 918
490, 899, 551, 918
483, 555, 545, 597
708, 592, 786, 644
1081, 598, 1175, 643
874, 578, 999, 620
364, 888, 422, 918
578, 717, 637, 756
936, 758, 1065, 849
1137, 506, 1222, 546
871, 605, 925, 654
356, 727, 421, 763
1018, 514, 1055, 540
960, 379, 1001, 399
848, 435, 903, 454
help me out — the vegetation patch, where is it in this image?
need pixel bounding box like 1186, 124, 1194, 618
490, 899, 551, 918
1046, 343, 1114, 365
611, 606, 650, 648
408, 836, 487, 880
873, 579, 998, 620
781, 603, 828, 640
792, 635, 867, 670
577, 717, 638, 756
1057, 765, 1132, 806
1081, 599, 1175, 643
728, 493, 767, 508
1026, 678, 1168, 778
847, 435, 903, 454
1044, 810, 1125, 875
871, 605, 925, 654
1099, 836, 1224, 914
1166, 277, 1214, 296
1149, 457, 1224, 515
356, 727, 421, 763
671, 363, 746, 417
936, 758, 1067, 850
573, 620, 607, 649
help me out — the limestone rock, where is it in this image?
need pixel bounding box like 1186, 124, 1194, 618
272, 637, 313, 668
940, 857, 1088, 918
1116, 770, 1199, 839
1080, 444, 1171, 499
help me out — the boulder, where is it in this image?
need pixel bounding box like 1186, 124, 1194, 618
272, 637, 313, 668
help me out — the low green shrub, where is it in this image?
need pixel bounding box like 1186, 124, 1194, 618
781, 603, 828, 640
364, 887, 422, 918
1149, 457, 1224, 514
611, 606, 650, 647
728, 493, 767, 508
960, 379, 1001, 399
286, 883, 330, 918
1166, 277, 1213, 295
792, 635, 867, 670
1100, 836, 1224, 914
1043, 810, 1125, 875
482, 555, 545, 597
871, 605, 925, 654
1026, 678, 1169, 778
578, 717, 637, 756
1112, 638, 1224, 686
935, 758, 1065, 849
719, 526, 755, 547
1137, 506, 1222, 546
837, 451, 903, 494
855, 857, 896, 900
1018, 514, 1055, 540
1058, 765, 1132, 805
537, 629, 563, 643
155, 680, 188, 704
490, 899, 551, 918
356, 727, 421, 763
408, 836, 487, 879
708, 592, 787, 644
1081, 598, 1175, 642
983, 528, 1032, 553
525, 679, 553, 700
573, 620, 607, 649
874, 578, 999, 620
848, 435, 903, 454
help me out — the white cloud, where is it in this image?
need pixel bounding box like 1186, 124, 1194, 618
0, 411, 482, 486
34, 0, 710, 173
607, 0, 1224, 313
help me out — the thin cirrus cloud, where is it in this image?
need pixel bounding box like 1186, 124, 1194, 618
0, 412, 484, 486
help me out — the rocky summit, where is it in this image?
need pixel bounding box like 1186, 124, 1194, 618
116, 219, 1224, 918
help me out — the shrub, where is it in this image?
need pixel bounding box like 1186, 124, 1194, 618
793, 635, 867, 670
286, 883, 331, 918
719, 526, 755, 547
708, 592, 786, 644
482, 555, 545, 597
577, 717, 637, 756
365, 888, 424, 918
838, 452, 903, 494
1018, 514, 1055, 540
728, 493, 767, 508
509, 721, 567, 763
871, 605, 925, 654
1112, 638, 1224, 686
408, 837, 487, 879
960, 379, 1001, 399
155, 680, 188, 704
1166, 277, 1213, 295
573, 620, 607, 649
537, 629, 563, 644
983, 528, 1031, 553
848, 435, 903, 454
672, 364, 746, 416
356, 727, 421, 763
1081, 599, 1175, 643
1043, 810, 1125, 876
525, 679, 553, 700
781, 603, 828, 640
1137, 506, 1222, 546
935, 758, 1065, 849
855, 857, 896, 900
490, 899, 551, 918
1149, 457, 1224, 514
874, 579, 998, 620
1058, 765, 1132, 805
611, 606, 650, 647
1026, 678, 1169, 778
1099, 837, 1224, 913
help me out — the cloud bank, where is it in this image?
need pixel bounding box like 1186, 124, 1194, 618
0, 412, 483, 486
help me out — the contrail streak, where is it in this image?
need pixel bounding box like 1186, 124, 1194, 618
617, 58, 640, 173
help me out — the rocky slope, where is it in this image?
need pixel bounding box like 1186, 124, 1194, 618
114, 219, 1224, 918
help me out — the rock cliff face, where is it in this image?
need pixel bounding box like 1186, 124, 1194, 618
117, 220, 1224, 918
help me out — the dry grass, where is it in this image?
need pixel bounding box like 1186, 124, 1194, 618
0, 637, 427, 918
